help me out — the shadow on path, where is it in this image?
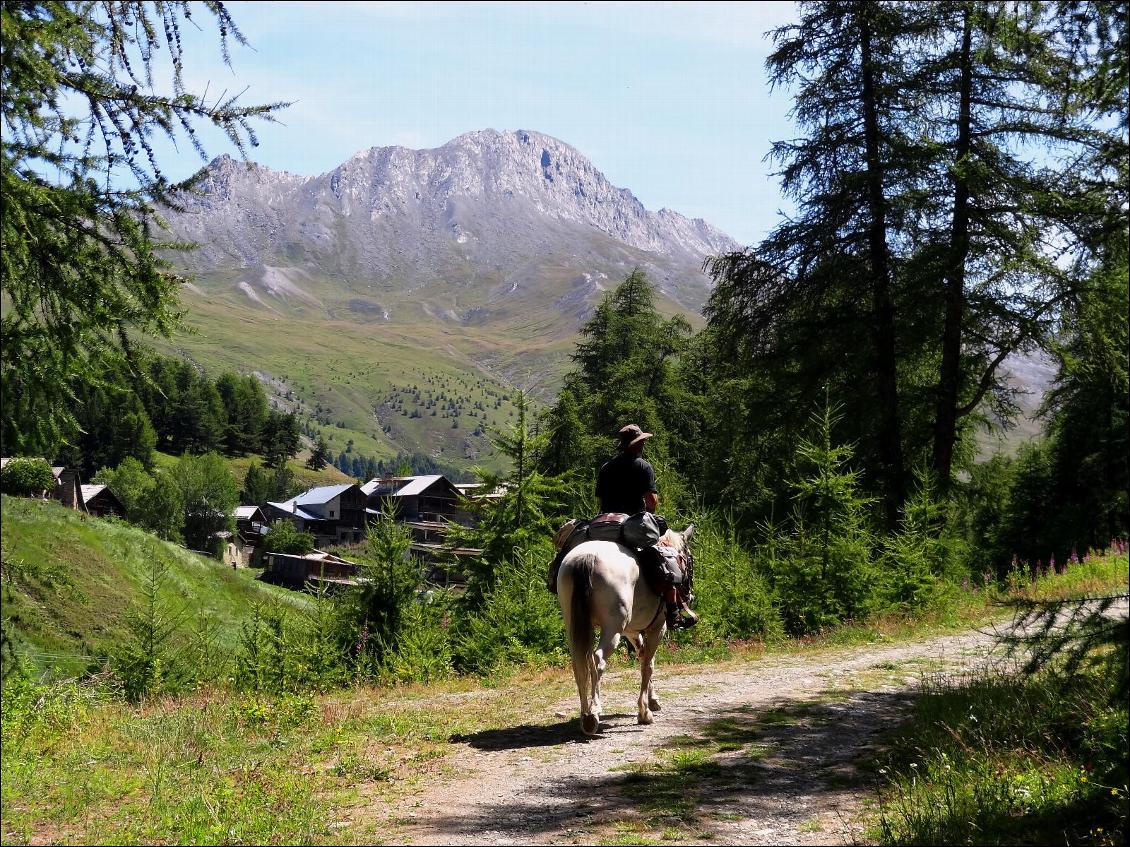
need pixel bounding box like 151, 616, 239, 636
424, 688, 919, 843
452, 714, 637, 751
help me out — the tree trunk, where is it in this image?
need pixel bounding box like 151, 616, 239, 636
860, 9, 905, 528
932, 8, 973, 486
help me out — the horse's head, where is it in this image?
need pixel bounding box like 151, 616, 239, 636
660, 523, 695, 553
659, 523, 696, 595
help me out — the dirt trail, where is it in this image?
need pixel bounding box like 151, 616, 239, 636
373, 622, 1023, 846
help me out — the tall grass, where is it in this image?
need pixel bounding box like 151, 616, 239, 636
873, 664, 1128, 846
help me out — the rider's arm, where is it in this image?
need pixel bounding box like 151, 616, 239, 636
643, 460, 658, 513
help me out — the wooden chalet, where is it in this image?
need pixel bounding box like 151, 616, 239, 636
360, 474, 468, 523
360, 474, 482, 582
262, 550, 362, 590
80, 484, 125, 518
264, 483, 367, 546
234, 505, 269, 541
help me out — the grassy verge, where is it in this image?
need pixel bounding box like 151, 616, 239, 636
857, 555, 1129, 846
0, 496, 310, 679
0, 670, 579, 845
869, 663, 1127, 846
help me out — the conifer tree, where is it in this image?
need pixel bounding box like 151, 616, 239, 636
542, 269, 696, 510
1, 2, 286, 455
912, 1, 1125, 485
241, 461, 272, 506
261, 410, 300, 469
305, 435, 331, 471
702, 0, 1127, 526
705, 2, 923, 526
448, 391, 571, 606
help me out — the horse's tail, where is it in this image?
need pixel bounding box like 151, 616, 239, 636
564, 553, 598, 734
568, 553, 596, 659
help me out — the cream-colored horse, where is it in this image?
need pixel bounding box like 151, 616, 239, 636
556, 525, 695, 736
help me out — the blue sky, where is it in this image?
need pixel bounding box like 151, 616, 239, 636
164, 1, 800, 246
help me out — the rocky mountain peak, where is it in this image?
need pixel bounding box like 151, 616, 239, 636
162, 129, 741, 318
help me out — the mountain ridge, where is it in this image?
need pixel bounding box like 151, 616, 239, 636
163, 128, 740, 324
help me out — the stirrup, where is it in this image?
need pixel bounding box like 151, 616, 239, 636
666, 604, 698, 630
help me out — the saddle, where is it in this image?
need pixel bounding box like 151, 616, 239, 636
546, 513, 687, 597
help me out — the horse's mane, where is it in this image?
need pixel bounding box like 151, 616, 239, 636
659, 528, 684, 550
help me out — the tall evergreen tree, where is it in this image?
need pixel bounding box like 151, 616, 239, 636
1, 2, 285, 455
449, 392, 572, 606
215, 372, 268, 456
305, 435, 331, 471
260, 410, 300, 469
1040, 233, 1130, 554
541, 269, 697, 512
241, 461, 273, 506
702, 0, 1127, 528
705, 2, 925, 527
910, 1, 1125, 485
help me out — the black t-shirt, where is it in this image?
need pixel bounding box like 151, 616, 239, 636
595, 452, 657, 515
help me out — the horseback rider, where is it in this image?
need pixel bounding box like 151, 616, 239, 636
596, 424, 697, 630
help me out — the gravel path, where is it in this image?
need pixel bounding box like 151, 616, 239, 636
373, 621, 1024, 845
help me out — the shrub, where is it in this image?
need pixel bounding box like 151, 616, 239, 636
111, 559, 203, 701
451, 544, 566, 675
234, 601, 297, 693
341, 506, 422, 672
0, 458, 55, 497
139, 476, 185, 541
881, 469, 960, 612
224, 598, 334, 697
171, 452, 238, 553
761, 404, 878, 634
377, 600, 453, 684
263, 520, 315, 554
688, 513, 782, 642
94, 457, 154, 520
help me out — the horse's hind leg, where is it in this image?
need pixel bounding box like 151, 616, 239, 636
569, 646, 592, 730
561, 575, 598, 736
591, 629, 620, 720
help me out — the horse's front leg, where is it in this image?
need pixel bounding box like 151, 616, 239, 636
636, 638, 661, 724
638, 617, 666, 722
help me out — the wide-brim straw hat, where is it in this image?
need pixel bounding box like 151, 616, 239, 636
617, 423, 652, 449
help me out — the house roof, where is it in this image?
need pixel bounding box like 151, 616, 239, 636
293, 484, 355, 506
266, 500, 323, 522
235, 505, 266, 520
80, 484, 108, 501
394, 475, 444, 496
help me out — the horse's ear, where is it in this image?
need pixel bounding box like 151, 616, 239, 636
682, 524, 695, 542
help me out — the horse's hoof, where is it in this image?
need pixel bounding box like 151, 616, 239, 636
582, 713, 600, 735
638, 711, 654, 725
649, 699, 661, 712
